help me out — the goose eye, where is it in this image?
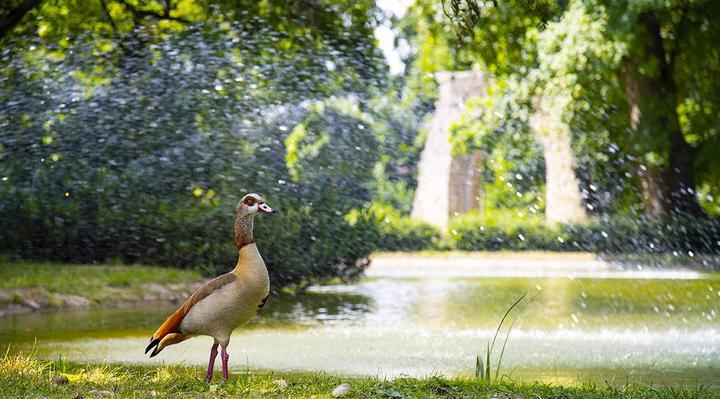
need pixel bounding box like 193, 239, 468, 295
244, 198, 255, 206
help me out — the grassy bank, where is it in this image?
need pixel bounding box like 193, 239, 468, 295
0, 261, 202, 315
1, 354, 718, 399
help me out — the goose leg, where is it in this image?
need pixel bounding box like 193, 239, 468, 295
204, 343, 219, 382
220, 346, 230, 381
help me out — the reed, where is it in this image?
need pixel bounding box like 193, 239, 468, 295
475, 290, 542, 381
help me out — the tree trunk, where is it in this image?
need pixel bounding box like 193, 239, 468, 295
666, 128, 704, 216
637, 165, 666, 220
623, 11, 704, 219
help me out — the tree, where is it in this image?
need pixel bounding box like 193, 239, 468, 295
619, 2, 718, 218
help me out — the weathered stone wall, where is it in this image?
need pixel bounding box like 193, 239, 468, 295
411, 71, 486, 230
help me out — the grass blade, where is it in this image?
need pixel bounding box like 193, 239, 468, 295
485, 343, 490, 380
488, 292, 527, 357
475, 355, 483, 379
494, 290, 542, 380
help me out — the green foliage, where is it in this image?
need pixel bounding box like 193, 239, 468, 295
377, 217, 441, 252
449, 211, 563, 251
0, 3, 386, 288
404, 0, 720, 219
448, 1, 635, 216
361, 202, 442, 251
343, 201, 441, 252
285, 98, 380, 210
284, 90, 433, 253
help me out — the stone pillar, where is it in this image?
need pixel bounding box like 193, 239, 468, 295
529, 97, 587, 224
411, 71, 485, 231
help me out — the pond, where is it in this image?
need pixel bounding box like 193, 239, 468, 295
2, 264, 719, 386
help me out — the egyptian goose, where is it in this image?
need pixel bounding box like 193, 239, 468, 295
145, 193, 275, 382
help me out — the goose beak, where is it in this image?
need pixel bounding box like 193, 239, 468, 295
258, 202, 276, 214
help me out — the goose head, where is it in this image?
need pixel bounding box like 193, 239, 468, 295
237, 193, 275, 216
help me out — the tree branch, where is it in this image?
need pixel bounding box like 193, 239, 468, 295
442, 0, 552, 41
99, 0, 119, 35
117, 0, 189, 24
0, 0, 44, 40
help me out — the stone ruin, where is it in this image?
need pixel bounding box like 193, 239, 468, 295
411, 70, 587, 231
411, 71, 486, 230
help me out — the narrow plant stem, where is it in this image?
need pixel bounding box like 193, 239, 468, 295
485, 343, 491, 381
488, 292, 527, 357
494, 290, 543, 380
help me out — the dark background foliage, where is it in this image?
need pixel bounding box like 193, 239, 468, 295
0, 11, 385, 288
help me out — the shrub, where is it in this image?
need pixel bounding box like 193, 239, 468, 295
448, 211, 565, 251
353, 202, 442, 252
448, 211, 720, 256
376, 217, 442, 251
0, 27, 382, 289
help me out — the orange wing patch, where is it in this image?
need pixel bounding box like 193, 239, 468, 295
146, 273, 237, 357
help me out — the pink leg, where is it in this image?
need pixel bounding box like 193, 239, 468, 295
221, 346, 230, 381
204, 343, 219, 382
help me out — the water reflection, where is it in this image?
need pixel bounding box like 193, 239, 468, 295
256, 291, 373, 327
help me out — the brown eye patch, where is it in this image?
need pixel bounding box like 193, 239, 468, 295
243, 197, 256, 206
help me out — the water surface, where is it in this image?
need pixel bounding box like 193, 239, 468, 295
2, 267, 718, 385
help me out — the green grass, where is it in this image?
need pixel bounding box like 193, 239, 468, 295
1, 353, 717, 399
0, 260, 201, 304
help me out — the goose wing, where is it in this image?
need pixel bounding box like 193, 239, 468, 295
145, 272, 237, 356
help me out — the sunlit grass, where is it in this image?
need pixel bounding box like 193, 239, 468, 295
0, 352, 717, 398
0, 350, 52, 379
